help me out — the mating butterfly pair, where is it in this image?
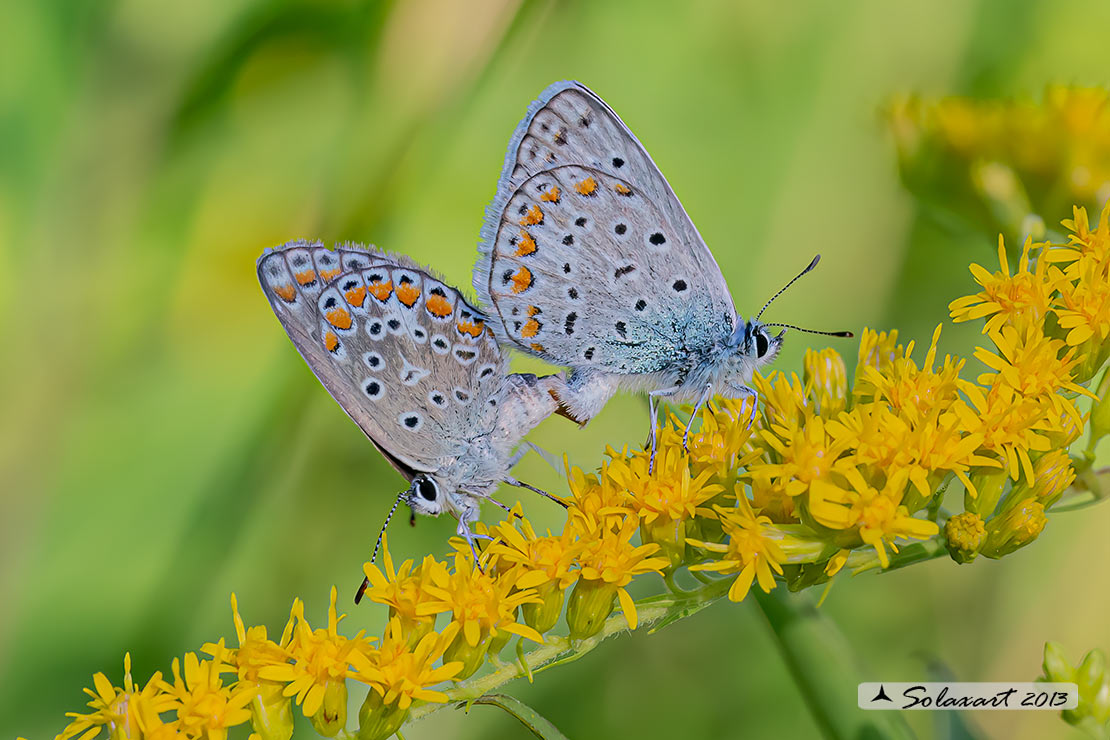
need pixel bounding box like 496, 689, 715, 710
257, 81, 849, 578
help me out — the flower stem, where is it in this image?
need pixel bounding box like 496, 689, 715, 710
406, 577, 732, 724
752, 589, 916, 740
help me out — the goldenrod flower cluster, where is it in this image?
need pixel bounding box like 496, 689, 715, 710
53, 207, 1110, 740
887, 86, 1110, 233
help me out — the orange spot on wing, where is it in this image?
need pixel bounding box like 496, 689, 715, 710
527, 305, 541, 317
510, 266, 533, 294
320, 268, 342, 282
575, 177, 597, 196
273, 284, 297, 302
515, 231, 537, 257
530, 342, 545, 353
522, 318, 541, 338
294, 269, 317, 286
540, 186, 561, 203
614, 183, 632, 196
457, 318, 484, 337
325, 307, 352, 330
324, 331, 340, 353
395, 282, 420, 307
344, 286, 367, 307
368, 280, 393, 302
519, 205, 544, 226
426, 293, 453, 318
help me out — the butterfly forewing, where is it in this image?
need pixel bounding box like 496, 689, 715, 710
476, 81, 736, 373
259, 241, 506, 475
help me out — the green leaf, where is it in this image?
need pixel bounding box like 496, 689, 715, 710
458, 694, 569, 740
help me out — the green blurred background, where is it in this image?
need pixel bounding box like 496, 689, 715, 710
3, 0, 1109, 737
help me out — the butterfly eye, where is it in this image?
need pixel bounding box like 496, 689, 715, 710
417, 477, 438, 501
756, 331, 770, 358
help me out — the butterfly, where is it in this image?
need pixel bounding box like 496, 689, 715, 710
257, 240, 564, 578
473, 81, 851, 467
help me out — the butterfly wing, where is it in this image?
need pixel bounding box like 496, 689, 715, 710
475, 81, 737, 375
259, 240, 506, 477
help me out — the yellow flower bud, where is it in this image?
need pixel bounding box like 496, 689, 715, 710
1031, 449, 1076, 506
357, 689, 409, 740
944, 512, 985, 564
310, 678, 347, 737
441, 629, 491, 680
981, 499, 1046, 558
565, 580, 616, 640
249, 680, 294, 740
522, 581, 565, 635
803, 347, 848, 416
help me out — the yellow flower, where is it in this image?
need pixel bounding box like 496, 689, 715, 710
680, 400, 761, 478
422, 552, 544, 652
830, 404, 993, 501
753, 370, 808, 432
857, 325, 963, 423
688, 495, 786, 602
570, 514, 669, 633
258, 587, 375, 726
57, 654, 174, 740
853, 328, 901, 395
203, 595, 295, 740
949, 236, 1055, 335
161, 644, 255, 740
355, 620, 462, 740
1053, 257, 1110, 349
486, 516, 582, 634
487, 516, 581, 591
809, 466, 939, 567
976, 323, 1091, 400
607, 445, 723, 564
565, 457, 636, 535
361, 537, 447, 645
753, 415, 849, 497
361, 618, 462, 709
952, 384, 1054, 483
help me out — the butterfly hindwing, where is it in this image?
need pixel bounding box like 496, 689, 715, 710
475, 81, 736, 374
259, 241, 506, 475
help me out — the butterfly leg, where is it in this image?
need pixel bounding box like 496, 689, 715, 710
738, 385, 759, 428
682, 383, 714, 454
647, 386, 681, 474
456, 517, 494, 570
504, 477, 568, 508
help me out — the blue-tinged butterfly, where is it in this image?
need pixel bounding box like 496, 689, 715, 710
258, 240, 564, 596
474, 81, 851, 467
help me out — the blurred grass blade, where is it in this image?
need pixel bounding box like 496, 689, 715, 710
458, 694, 569, 740
753, 589, 917, 740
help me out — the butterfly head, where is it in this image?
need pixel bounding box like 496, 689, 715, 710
720, 320, 784, 390
405, 473, 448, 517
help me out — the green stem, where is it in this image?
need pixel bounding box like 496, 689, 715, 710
752, 589, 916, 740
406, 577, 731, 724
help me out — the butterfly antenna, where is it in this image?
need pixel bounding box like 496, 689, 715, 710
354, 489, 407, 605
763, 322, 854, 338
755, 254, 822, 320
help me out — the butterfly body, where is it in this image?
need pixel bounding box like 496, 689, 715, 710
258, 240, 561, 537
474, 81, 785, 426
